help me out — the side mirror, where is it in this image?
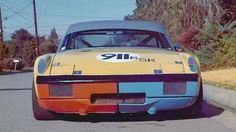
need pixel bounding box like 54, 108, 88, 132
173, 43, 183, 52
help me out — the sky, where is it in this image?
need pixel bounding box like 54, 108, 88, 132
1, 0, 136, 40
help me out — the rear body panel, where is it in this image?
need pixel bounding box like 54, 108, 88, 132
36, 74, 199, 115
50, 48, 185, 75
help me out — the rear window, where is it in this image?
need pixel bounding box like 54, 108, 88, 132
60, 29, 171, 51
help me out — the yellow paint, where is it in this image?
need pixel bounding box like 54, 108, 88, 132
49, 48, 197, 75
33, 54, 54, 97
34, 47, 201, 95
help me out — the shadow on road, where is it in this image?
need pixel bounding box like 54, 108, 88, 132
55, 100, 224, 122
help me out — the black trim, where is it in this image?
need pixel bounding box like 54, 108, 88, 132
36, 74, 198, 84
91, 93, 145, 104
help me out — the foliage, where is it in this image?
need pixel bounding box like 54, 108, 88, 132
0, 61, 2, 72
1, 28, 59, 70
0, 42, 5, 60
177, 27, 200, 50
131, 0, 222, 40
194, 20, 236, 70
217, 34, 236, 67
11, 29, 34, 44
129, 0, 236, 70
48, 28, 59, 45
38, 28, 59, 55
1, 58, 25, 70
219, 0, 236, 25
22, 41, 37, 66
4, 42, 18, 58
39, 41, 57, 55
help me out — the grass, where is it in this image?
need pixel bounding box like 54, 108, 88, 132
202, 68, 236, 90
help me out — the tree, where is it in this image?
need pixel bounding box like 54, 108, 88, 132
11, 29, 34, 44
39, 36, 46, 44
130, 0, 236, 70
22, 41, 36, 66
0, 42, 4, 60
39, 41, 57, 55
219, 0, 236, 25
131, 0, 222, 39
124, 15, 133, 21
48, 28, 58, 45
10, 29, 36, 66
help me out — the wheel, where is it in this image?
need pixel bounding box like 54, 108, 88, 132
182, 81, 203, 118
32, 80, 56, 120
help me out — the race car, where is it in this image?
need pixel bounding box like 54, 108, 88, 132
32, 20, 203, 120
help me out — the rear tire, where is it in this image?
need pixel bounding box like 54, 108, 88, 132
32, 81, 56, 120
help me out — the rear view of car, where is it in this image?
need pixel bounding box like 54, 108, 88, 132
32, 20, 202, 120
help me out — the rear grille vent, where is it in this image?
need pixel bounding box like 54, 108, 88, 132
91, 93, 145, 104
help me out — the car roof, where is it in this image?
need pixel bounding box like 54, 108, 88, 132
66, 20, 167, 35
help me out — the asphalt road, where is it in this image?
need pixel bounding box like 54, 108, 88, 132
1, 72, 236, 132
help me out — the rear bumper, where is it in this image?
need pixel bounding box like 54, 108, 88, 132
38, 96, 196, 115
36, 74, 200, 115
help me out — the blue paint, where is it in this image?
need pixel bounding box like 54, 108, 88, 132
119, 81, 199, 97
187, 81, 198, 96
119, 97, 192, 114
147, 107, 157, 114
188, 57, 198, 72
38, 59, 47, 74
118, 81, 199, 114
119, 82, 163, 97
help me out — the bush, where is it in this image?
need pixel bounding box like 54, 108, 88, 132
177, 26, 200, 51
2, 58, 25, 70
0, 61, 3, 72
0, 42, 4, 60
216, 34, 236, 67
194, 21, 236, 70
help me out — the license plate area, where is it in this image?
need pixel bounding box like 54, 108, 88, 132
91, 93, 145, 104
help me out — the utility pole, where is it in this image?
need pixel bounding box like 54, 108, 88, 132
0, 6, 4, 42
32, 0, 40, 56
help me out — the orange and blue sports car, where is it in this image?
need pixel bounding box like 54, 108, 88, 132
32, 20, 203, 120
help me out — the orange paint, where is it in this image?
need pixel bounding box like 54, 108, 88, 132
38, 99, 117, 115
37, 84, 49, 98
37, 82, 118, 114
73, 83, 117, 98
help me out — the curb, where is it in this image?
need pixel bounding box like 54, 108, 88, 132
0, 69, 33, 75
203, 84, 236, 112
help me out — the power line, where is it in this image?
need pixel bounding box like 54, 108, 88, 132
0, 2, 33, 22
2, 0, 32, 17
26, 23, 34, 29
5, 28, 67, 32
25, 0, 33, 4
35, 28, 67, 31
37, 23, 70, 27
2, 0, 32, 21
4, 23, 70, 30
4, 3, 32, 20
3, 23, 33, 29
38, 13, 121, 19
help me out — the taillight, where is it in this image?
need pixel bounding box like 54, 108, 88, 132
163, 82, 186, 95
49, 84, 73, 97
188, 57, 197, 72
37, 56, 52, 74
